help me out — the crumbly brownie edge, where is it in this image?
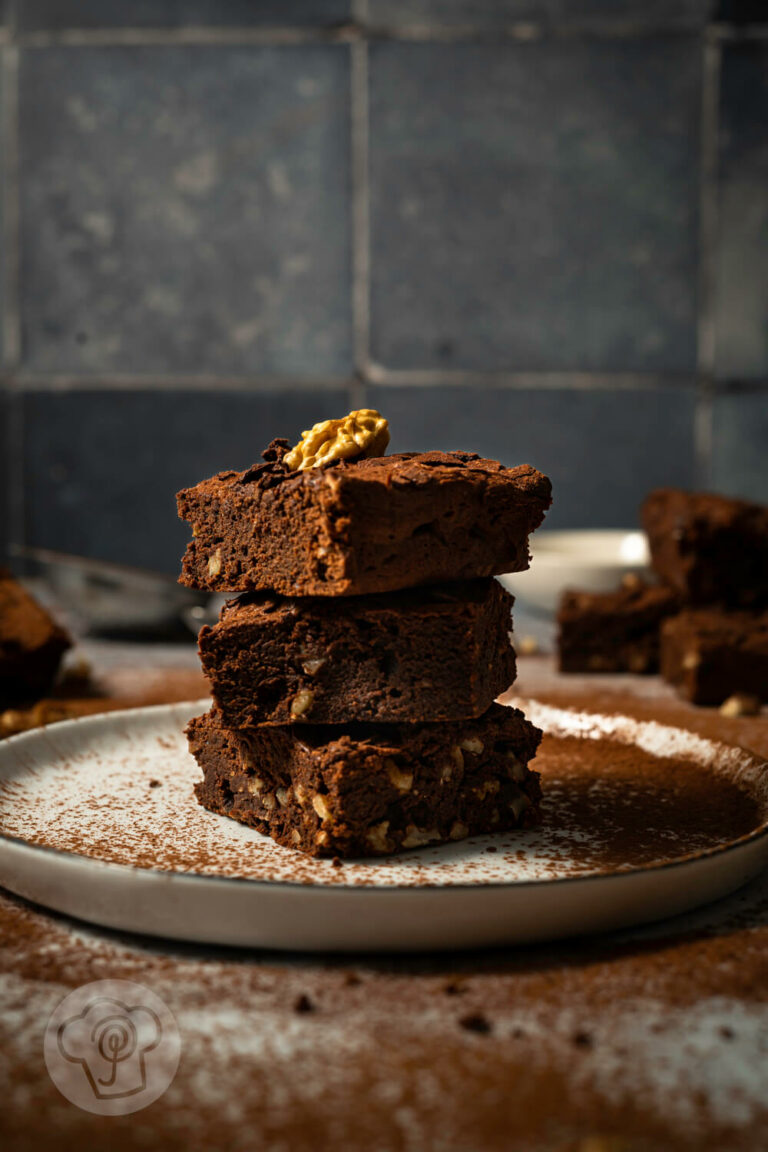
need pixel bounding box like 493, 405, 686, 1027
187, 706, 542, 859
177, 454, 552, 596
198, 579, 516, 726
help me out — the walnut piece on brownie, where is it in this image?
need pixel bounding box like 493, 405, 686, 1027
198, 579, 516, 727
187, 703, 542, 858
660, 608, 768, 706
557, 579, 679, 675
642, 488, 768, 609
177, 449, 551, 597
0, 568, 71, 706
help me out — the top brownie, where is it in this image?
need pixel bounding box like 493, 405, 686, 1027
642, 488, 768, 608
178, 446, 552, 597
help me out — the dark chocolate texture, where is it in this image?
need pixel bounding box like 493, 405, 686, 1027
198, 579, 516, 726
642, 488, 768, 609
177, 450, 552, 597
188, 704, 542, 858
557, 579, 679, 675
660, 608, 768, 706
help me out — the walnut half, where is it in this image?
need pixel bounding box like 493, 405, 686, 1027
283, 409, 390, 472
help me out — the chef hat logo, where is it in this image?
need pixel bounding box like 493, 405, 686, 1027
57, 996, 162, 1101
45, 980, 180, 1115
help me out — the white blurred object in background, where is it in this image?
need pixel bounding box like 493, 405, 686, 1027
500, 529, 652, 617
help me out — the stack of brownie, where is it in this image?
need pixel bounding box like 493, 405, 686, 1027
557, 488, 768, 709
177, 412, 552, 857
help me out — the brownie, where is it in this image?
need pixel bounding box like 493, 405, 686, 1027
0, 568, 71, 705
199, 579, 516, 727
177, 446, 552, 597
187, 704, 542, 858
642, 488, 768, 608
557, 578, 679, 674
660, 608, 768, 706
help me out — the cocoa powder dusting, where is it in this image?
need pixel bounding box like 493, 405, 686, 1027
0, 703, 761, 885
1, 657, 768, 1149
1, 871, 768, 1152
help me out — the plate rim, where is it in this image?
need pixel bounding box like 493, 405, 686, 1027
1, 697, 766, 896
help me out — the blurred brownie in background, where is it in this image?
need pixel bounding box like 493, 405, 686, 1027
642, 489, 768, 609
557, 577, 679, 674
660, 609, 768, 707
0, 568, 71, 705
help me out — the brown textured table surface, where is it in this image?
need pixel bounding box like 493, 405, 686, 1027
2, 645, 768, 1152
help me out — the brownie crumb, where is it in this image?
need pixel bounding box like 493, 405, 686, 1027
444, 981, 468, 997
573, 1030, 593, 1048
485, 846, 498, 854
720, 693, 761, 718
343, 973, 361, 987
331, 856, 343, 869
293, 994, 315, 1014
148, 779, 161, 789
720, 1026, 735, 1040
459, 1013, 492, 1035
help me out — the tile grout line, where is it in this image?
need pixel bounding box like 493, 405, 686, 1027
2, 42, 20, 370
15, 27, 363, 48
2, 37, 23, 555
5, 375, 359, 393
364, 367, 701, 390
3, 370, 712, 394
350, 35, 370, 382
11, 23, 748, 49
698, 30, 720, 377
695, 30, 721, 488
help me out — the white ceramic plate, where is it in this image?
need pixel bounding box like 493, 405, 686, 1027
500, 528, 651, 615
0, 700, 766, 952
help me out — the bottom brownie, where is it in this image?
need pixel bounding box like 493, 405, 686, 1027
187, 704, 542, 858
660, 608, 768, 706
557, 579, 679, 674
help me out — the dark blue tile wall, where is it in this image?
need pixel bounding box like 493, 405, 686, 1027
368, 39, 701, 373
19, 45, 353, 376
365, 385, 698, 528
18, 1, 351, 31
21, 389, 352, 573
0, 8, 765, 572
711, 389, 768, 505
715, 43, 768, 380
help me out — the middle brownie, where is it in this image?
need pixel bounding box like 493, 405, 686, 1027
198, 578, 516, 727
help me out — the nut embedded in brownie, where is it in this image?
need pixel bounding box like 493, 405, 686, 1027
177, 449, 552, 598
557, 578, 679, 674
660, 608, 768, 706
642, 488, 768, 609
187, 704, 542, 858
0, 568, 71, 706
198, 579, 516, 727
